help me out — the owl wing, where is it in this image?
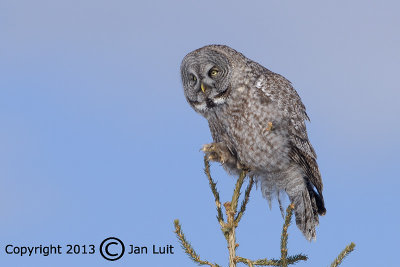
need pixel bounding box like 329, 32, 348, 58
256, 72, 325, 212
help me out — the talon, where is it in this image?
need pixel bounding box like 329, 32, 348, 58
236, 161, 250, 171
201, 143, 215, 152
207, 153, 220, 162
201, 142, 231, 165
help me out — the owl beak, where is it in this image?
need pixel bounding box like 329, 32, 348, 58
201, 82, 206, 93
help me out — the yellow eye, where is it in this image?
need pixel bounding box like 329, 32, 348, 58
190, 74, 197, 82
209, 68, 219, 77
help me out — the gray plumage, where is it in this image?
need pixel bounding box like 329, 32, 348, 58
180, 45, 326, 241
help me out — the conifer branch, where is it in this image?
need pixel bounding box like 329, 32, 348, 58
235, 177, 254, 224
174, 158, 355, 267
231, 169, 247, 214
236, 254, 307, 266
329, 242, 355, 267
236, 256, 280, 266
286, 254, 308, 264
280, 203, 295, 267
173, 219, 221, 267
204, 156, 224, 226
225, 168, 247, 267
223, 201, 238, 267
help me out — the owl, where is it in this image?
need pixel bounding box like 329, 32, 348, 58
180, 45, 326, 241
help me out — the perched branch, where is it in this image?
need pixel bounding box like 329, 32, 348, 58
223, 202, 238, 267
231, 169, 247, 213
235, 177, 254, 224
174, 158, 355, 267
330, 242, 356, 267
174, 219, 221, 267
225, 168, 248, 267
204, 156, 224, 227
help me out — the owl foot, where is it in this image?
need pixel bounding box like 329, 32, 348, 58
236, 161, 250, 172
201, 142, 233, 165
202, 142, 250, 173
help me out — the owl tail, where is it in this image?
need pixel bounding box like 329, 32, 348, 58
286, 178, 324, 241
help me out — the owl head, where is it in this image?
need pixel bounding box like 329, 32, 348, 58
181, 45, 240, 113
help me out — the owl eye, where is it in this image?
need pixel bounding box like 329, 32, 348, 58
189, 74, 197, 83
209, 67, 219, 77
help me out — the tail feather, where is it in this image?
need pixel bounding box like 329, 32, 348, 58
288, 177, 325, 241
288, 188, 317, 240
258, 166, 325, 241
306, 179, 326, 216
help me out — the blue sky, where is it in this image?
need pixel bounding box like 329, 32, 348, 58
1, 1, 399, 266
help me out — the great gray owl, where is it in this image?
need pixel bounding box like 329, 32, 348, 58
180, 45, 326, 241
